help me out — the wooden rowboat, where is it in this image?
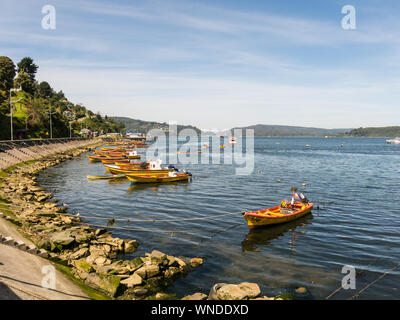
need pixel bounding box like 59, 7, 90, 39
101, 158, 128, 164
243, 202, 314, 229
105, 164, 173, 175
126, 173, 190, 183
88, 155, 108, 162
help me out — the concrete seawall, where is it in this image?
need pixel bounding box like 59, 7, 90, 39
0, 139, 98, 171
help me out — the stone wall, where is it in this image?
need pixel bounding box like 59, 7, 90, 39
0, 139, 98, 171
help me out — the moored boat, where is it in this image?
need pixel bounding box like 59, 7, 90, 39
125, 172, 190, 183
105, 160, 173, 175
243, 190, 313, 229
386, 137, 400, 144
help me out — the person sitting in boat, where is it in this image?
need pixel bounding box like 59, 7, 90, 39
281, 188, 309, 209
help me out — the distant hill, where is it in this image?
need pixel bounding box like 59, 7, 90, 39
111, 117, 201, 134
344, 126, 400, 137
232, 124, 351, 137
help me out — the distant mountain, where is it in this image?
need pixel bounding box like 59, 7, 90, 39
111, 117, 201, 134
344, 126, 400, 137
232, 124, 351, 137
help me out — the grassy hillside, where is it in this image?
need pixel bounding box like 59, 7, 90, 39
344, 126, 400, 137
232, 124, 351, 137
112, 117, 201, 134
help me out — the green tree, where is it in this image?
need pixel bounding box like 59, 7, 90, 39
14, 70, 35, 95
0, 56, 16, 103
17, 57, 38, 81
38, 81, 53, 98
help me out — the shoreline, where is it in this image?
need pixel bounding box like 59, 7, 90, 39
0, 142, 205, 300
0, 140, 285, 300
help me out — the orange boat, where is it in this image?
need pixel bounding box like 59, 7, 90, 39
243, 202, 314, 229
125, 172, 190, 183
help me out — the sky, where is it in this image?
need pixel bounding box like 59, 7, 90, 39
1, 0, 400, 130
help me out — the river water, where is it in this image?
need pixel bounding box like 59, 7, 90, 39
37, 137, 400, 299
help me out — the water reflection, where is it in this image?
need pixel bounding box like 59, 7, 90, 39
127, 181, 190, 192
241, 214, 313, 252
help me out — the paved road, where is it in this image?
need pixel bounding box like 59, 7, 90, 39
0, 219, 90, 300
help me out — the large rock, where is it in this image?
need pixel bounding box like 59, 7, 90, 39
238, 282, 261, 299
123, 239, 139, 253
85, 273, 121, 297
190, 257, 203, 268
120, 273, 143, 288
73, 258, 94, 273
49, 230, 75, 250
182, 292, 208, 300
216, 282, 261, 300
135, 264, 160, 279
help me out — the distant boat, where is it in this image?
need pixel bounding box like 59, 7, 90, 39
305, 144, 311, 148
386, 137, 400, 144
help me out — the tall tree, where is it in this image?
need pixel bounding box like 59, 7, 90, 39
14, 70, 35, 95
38, 81, 53, 98
0, 56, 16, 103
17, 57, 38, 81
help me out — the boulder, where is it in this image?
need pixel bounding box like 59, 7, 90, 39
190, 257, 203, 268
73, 258, 94, 273
120, 273, 143, 288
85, 273, 121, 297
69, 247, 90, 260
124, 239, 139, 253
49, 230, 75, 250
238, 282, 261, 299
216, 284, 248, 300
182, 292, 208, 300
215, 282, 261, 300
135, 264, 160, 279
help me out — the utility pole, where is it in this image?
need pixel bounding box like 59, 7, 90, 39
48, 104, 56, 139
9, 88, 22, 141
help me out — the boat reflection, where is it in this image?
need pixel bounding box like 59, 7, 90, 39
241, 214, 313, 252
127, 180, 190, 192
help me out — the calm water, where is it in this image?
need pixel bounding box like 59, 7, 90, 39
38, 137, 400, 299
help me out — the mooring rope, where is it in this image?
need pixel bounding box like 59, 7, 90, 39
0, 202, 245, 223
348, 263, 400, 300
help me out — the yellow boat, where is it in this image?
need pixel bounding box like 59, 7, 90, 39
105, 164, 173, 175
125, 172, 190, 183
243, 202, 314, 229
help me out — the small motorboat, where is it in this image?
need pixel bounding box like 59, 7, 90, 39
386, 137, 400, 144
125, 172, 191, 183
105, 160, 173, 175
243, 190, 313, 229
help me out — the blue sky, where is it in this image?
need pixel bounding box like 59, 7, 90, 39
1, 0, 399, 130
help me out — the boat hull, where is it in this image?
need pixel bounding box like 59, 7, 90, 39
126, 173, 190, 183
244, 203, 314, 229
105, 165, 172, 175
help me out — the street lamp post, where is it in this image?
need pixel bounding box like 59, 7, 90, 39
48, 104, 56, 139
9, 88, 22, 141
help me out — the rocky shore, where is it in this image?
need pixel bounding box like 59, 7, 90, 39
0, 142, 284, 300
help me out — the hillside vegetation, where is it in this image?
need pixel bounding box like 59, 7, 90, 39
112, 116, 201, 134
344, 127, 400, 137
232, 124, 350, 137
0, 56, 124, 140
